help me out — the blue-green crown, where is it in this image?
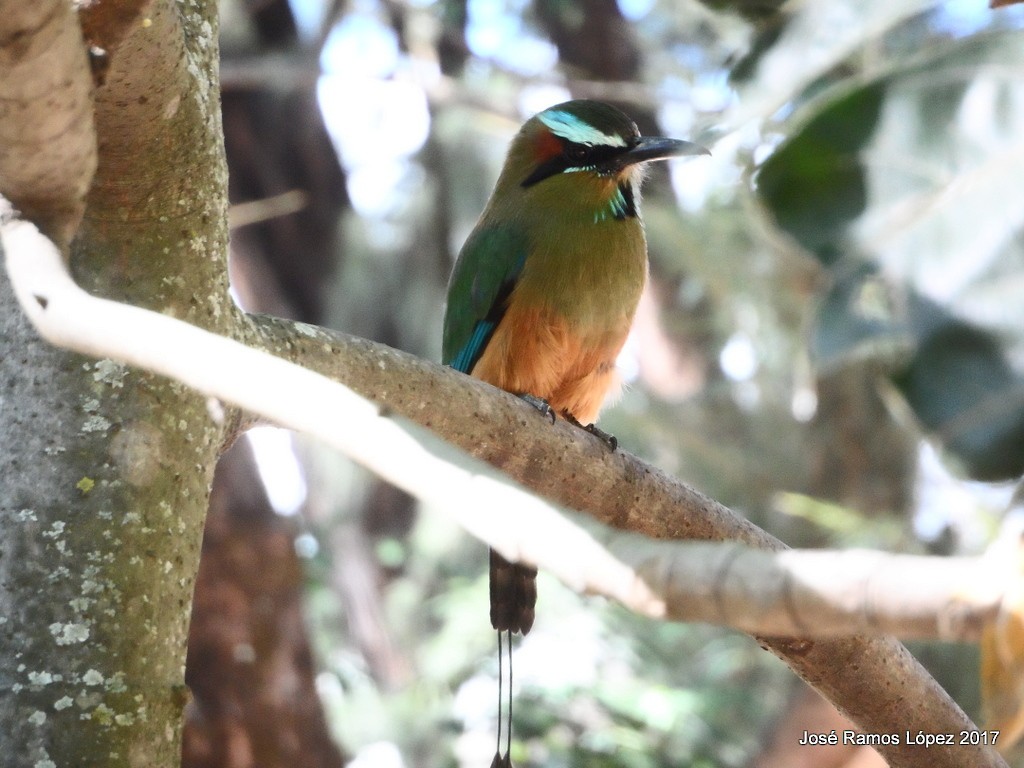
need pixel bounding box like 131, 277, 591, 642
536, 101, 639, 147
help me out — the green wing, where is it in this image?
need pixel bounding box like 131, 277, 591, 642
442, 226, 528, 373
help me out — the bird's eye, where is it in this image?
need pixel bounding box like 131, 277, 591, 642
565, 144, 588, 163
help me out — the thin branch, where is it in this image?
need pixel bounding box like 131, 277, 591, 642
1, 214, 1007, 768
229, 190, 309, 229
638, 542, 1006, 641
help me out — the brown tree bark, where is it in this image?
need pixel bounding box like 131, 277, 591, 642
0, 0, 229, 763
183, 438, 346, 768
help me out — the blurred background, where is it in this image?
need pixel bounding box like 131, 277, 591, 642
181, 1, 1024, 766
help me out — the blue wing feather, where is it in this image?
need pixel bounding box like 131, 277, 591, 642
449, 320, 496, 373
442, 226, 528, 374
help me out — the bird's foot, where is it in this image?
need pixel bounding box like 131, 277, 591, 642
516, 393, 556, 424
564, 412, 618, 451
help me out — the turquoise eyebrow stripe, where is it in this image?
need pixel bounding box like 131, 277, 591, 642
538, 110, 627, 147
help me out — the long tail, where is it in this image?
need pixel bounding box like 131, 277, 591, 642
489, 549, 537, 634
489, 549, 536, 767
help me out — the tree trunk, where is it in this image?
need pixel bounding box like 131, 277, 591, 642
0, 0, 231, 763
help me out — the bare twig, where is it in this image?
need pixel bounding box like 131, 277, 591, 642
229, 190, 309, 229
640, 543, 1006, 641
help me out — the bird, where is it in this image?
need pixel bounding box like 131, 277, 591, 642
441, 99, 707, 764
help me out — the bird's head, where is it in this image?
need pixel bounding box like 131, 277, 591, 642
495, 100, 707, 223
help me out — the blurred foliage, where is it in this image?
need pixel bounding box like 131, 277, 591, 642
756, 29, 1024, 481
220, 0, 1024, 765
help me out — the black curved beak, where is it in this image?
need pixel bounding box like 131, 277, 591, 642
523, 135, 709, 188
621, 136, 710, 166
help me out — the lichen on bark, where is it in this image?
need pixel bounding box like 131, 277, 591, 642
0, 0, 232, 763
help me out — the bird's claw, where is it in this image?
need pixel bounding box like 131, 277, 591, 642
564, 413, 618, 451
516, 396, 617, 449
584, 423, 618, 451
517, 393, 556, 424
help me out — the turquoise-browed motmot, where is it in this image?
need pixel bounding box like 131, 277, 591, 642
443, 99, 707, 640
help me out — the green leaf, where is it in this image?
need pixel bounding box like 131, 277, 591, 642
894, 299, 1024, 481
758, 31, 1024, 480
756, 84, 883, 261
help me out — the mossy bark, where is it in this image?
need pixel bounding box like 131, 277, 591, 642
0, 0, 231, 764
